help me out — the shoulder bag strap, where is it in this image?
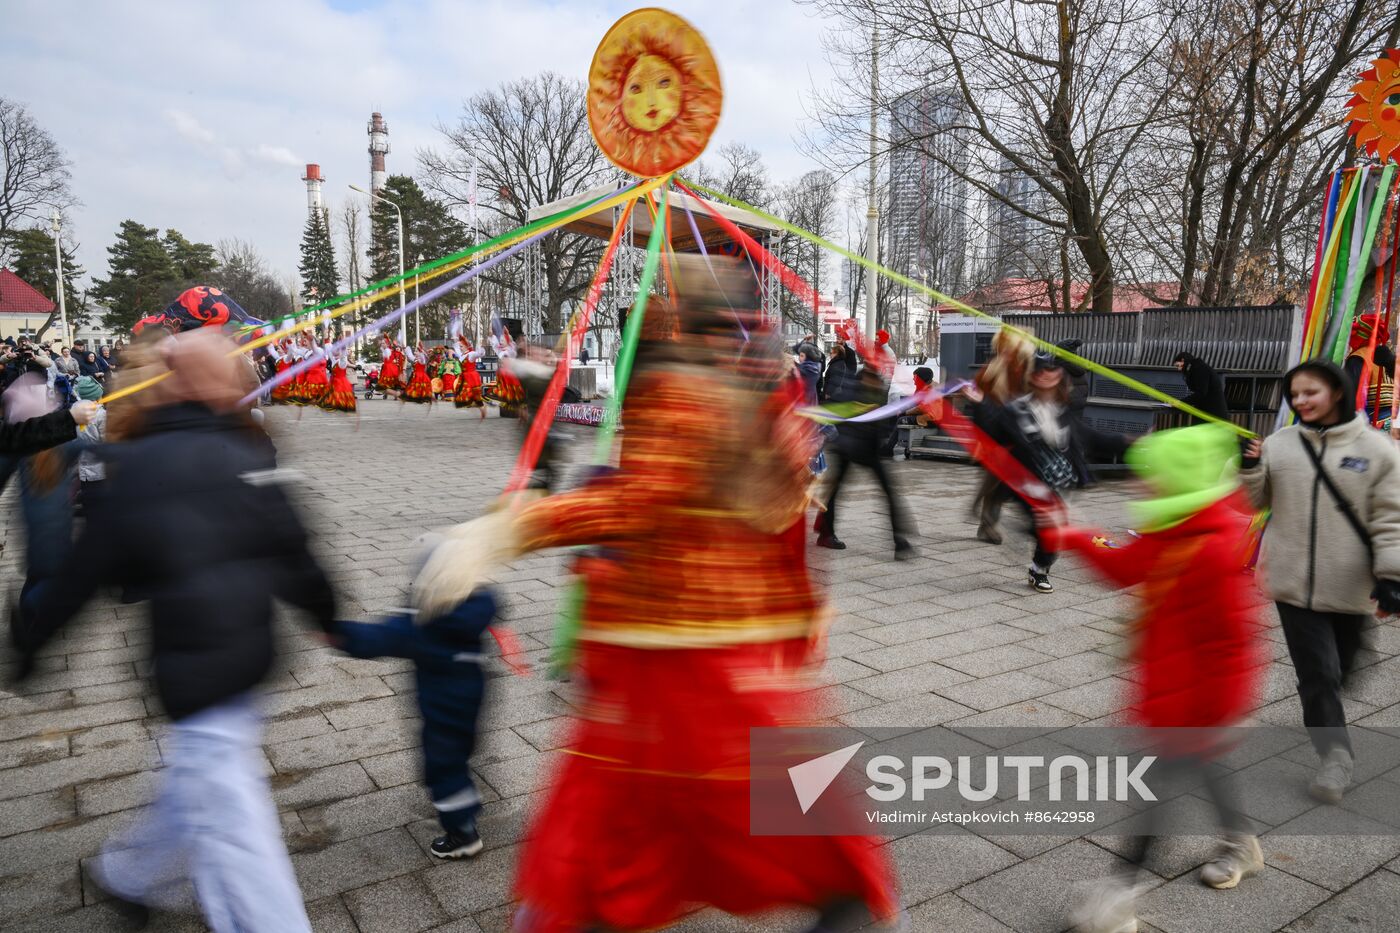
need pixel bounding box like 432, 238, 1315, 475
1299, 432, 1374, 560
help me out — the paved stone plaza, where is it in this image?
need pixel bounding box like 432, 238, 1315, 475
4, 400, 1400, 932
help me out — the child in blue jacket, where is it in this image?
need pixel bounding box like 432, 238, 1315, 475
335, 588, 497, 858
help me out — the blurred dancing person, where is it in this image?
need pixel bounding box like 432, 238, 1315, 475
814, 362, 914, 558
334, 573, 498, 859
415, 259, 896, 933
454, 335, 487, 415
402, 341, 435, 404
1241, 360, 1400, 803
969, 327, 1035, 545
8, 329, 335, 932
984, 349, 1116, 593
1060, 425, 1265, 931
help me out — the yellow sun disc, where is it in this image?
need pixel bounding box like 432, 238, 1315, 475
588, 8, 722, 178
1347, 49, 1400, 165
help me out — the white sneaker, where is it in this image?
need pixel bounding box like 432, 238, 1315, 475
1199, 833, 1263, 889
1069, 878, 1145, 933
1309, 747, 1354, 804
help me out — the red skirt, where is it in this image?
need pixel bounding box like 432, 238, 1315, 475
512, 640, 896, 932
287, 370, 308, 405
490, 367, 525, 410
380, 356, 403, 391
271, 361, 292, 404
441, 371, 458, 394
454, 365, 484, 409
301, 363, 330, 407
402, 362, 433, 403
320, 365, 357, 413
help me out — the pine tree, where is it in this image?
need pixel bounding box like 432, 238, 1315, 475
2, 227, 87, 333
298, 208, 340, 306
367, 175, 468, 336
162, 229, 218, 283
91, 220, 177, 332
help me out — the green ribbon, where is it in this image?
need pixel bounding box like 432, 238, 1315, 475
548, 185, 671, 678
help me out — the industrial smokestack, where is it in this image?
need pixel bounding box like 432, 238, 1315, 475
367, 112, 390, 192
302, 163, 324, 218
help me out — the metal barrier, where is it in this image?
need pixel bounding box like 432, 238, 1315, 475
914, 305, 1303, 464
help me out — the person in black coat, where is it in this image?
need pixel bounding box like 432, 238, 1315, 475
819, 343, 858, 403
7, 331, 331, 930
814, 363, 914, 558
1173, 351, 1230, 423
335, 589, 498, 860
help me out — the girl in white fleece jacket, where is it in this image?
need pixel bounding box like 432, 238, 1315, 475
1241, 359, 1400, 805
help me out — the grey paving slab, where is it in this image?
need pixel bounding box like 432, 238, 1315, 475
1136, 865, 1330, 933
344, 871, 452, 933
1282, 867, 1400, 931
958, 838, 1147, 933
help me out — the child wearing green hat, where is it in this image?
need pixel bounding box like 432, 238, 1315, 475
1048, 424, 1266, 932
73, 375, 107, 506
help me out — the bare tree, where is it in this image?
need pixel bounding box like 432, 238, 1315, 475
338, 202, 365, 295
0, 97, 76, 265
420, 72, 615, 335
212, 238, 294, 321
1131, 0, 1398, 306
804, 0, 1179, 312
689, 143, 775, 209
776, 170, 842, 335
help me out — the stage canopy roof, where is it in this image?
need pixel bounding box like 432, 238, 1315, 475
527, 183, 781, 251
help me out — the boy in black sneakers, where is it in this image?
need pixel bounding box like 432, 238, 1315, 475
334, 588, 497, 858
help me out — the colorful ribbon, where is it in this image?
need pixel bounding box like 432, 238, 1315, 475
680, 178, 1256, 438
549, 184, 672, 678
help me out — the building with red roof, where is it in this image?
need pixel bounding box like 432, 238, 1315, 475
0, 268, 56, 342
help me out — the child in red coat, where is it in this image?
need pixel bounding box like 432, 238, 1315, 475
1052, 424, 1266, 932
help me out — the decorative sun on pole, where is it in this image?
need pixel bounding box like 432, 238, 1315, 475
1346, 48, 1400, 165
587, 8, 723, 178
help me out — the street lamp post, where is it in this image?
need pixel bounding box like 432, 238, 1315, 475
50, 209, 68, 343
349, 184, 406, 346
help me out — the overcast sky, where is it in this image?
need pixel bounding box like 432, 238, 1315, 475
4, 0, 849, 290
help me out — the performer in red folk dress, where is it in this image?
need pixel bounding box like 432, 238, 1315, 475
489, 330, 525, 416
290, 335, 320, 406
320, 346, 358, 414
268, 339, 293, 405
413, 261, 897, 933
300, 339, 332, 409
378, 336, 405, 395
401, 343, 434, 404
453, 336, 486, 417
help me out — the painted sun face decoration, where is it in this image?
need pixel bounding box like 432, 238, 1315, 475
1347, 48, 1400, 165
621, 54, 683, 132
588, 8, 722, 178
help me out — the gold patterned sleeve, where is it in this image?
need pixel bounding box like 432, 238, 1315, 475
514, 370, 716, 552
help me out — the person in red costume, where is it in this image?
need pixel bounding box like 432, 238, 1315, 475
401, 342, 434, 404
413, 261, 897, 933
378, 336, 405, 394
1052, 424, 1266, 933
